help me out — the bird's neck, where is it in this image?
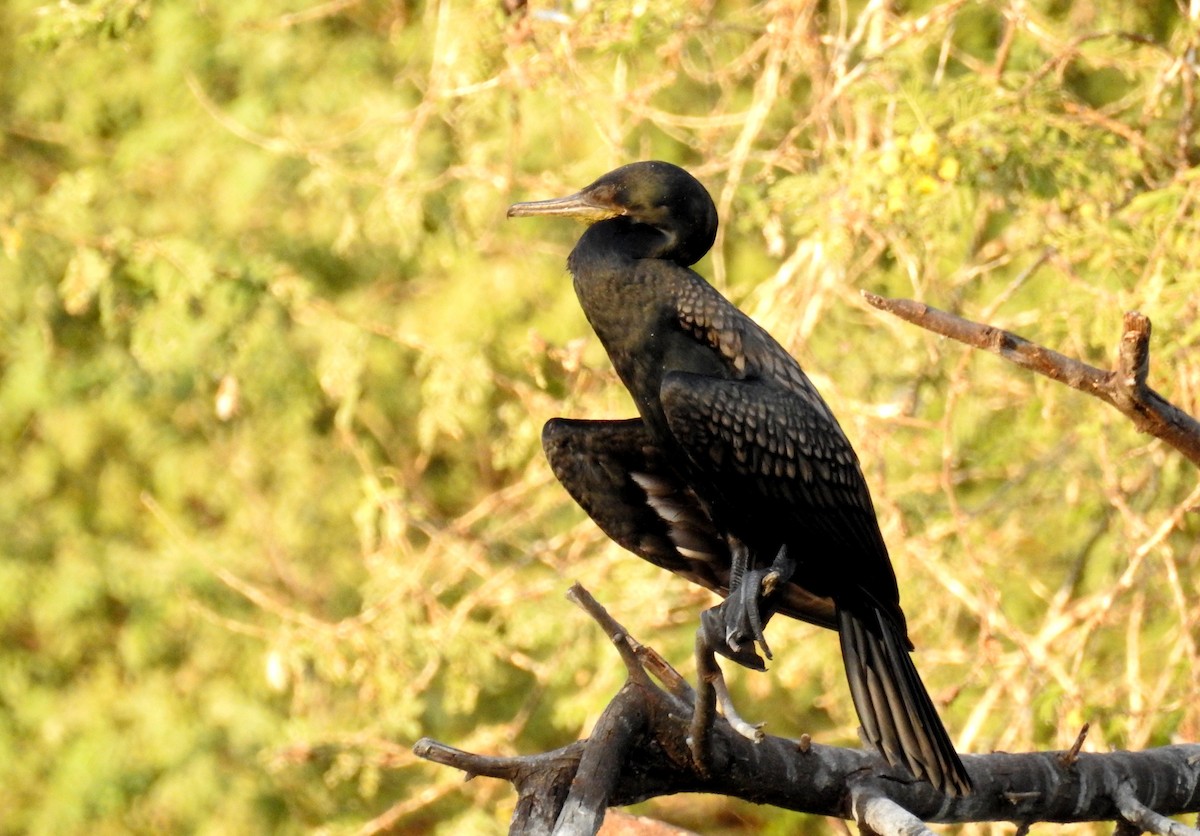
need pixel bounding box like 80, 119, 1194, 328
567, 226, 667, 335
567, 223, 654, 342
569, 218, 672, 268
565, 223, 695, 433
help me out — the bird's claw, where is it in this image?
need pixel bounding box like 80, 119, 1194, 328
709, 544, 796, 668
727, 568, 773, 657
701, 606, 765, 670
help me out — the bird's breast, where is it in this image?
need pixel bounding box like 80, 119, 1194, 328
570, 257, 742, 433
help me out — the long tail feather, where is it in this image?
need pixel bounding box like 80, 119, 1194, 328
837, 608, 972, 797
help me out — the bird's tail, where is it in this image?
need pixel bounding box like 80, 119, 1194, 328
837, 607, 973, 797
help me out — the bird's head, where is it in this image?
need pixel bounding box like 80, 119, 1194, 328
507, 161, 718, 267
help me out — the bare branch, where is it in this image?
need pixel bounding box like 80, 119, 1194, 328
412, 737, 586, 835
554, 684, 650, 836
567, 583, 652, 688
412, 737, 522, 782
1115, 782, 1200, 836
633, 640, 696, 704
851, 786, 938, 836
415, 585, 1200, 833
861, 292, 1200, 468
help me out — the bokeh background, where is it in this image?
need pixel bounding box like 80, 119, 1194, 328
2, 0, 1199, 833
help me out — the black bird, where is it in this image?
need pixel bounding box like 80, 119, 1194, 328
508, 161, 972, 797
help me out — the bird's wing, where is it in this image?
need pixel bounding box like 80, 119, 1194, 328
542, 417, 725, 588
658, 371, 904, 623
542, 416, 837, 630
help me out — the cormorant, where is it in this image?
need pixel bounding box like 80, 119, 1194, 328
508, 160, 972, 797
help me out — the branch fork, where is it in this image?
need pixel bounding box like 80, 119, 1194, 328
414, 584, 1200, 835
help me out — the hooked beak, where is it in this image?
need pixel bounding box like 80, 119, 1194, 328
507, 190, 624, 221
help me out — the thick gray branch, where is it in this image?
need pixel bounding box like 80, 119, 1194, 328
414, 586, 1200, 834
553, 683, 650, 836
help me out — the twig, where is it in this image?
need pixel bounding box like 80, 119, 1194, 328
567, 582, 696, 702
712, 18, 792, 287
412, 737, 586, 835
1060, 724, 1090, 769
633, 639, 696, 703
357, 781, 461, 836
989, 5, 1019, 82
862, 292, 1200, 468
566, 583, 651, 688
411, 737, 579, 784
1179, 32, 1198, 166
264, 0, 362, 29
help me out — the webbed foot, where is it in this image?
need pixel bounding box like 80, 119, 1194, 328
706, 544, 796, 667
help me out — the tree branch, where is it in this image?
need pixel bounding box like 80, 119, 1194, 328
412, 738, 587, 835
554, 682, 650, 836
414, 585, 1200, 834
1115, 782, 1200, 836
851, 785, 938, 835
861, 292, 1200, 468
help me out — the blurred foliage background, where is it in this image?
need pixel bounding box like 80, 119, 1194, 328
2, 0, 1199, 833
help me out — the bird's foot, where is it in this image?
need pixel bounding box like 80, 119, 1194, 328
689, 545, 794, 769
710, 668, 765, 742
705, 545, 796, 669
700, 606, 766, 670
688, 628, 765, 773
